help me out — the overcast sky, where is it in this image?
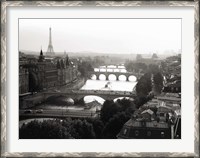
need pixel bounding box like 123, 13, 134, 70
19, 19, 181, 54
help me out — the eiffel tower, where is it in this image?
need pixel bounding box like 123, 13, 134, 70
46, 27, 55, 56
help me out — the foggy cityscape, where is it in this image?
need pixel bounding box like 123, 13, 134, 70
19, 19, 181, 139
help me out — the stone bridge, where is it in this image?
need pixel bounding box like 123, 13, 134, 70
43, 90, 136, 101
88, 71, 143, 81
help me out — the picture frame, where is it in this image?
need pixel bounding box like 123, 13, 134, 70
1, 0, 199, 157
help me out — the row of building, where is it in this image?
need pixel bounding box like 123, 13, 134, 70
162, 55, 181, 93
135, 53, 162, 65
117, 55, 181, 139
19, 50, 80, 95
117, 92, 181, 139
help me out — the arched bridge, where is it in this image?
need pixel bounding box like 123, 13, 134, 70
43, 90, 136, 101
88, 71, 143, 81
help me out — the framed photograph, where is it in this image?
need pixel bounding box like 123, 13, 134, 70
1, 0, 199, 157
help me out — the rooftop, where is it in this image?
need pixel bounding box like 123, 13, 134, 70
125, 119, 169, 129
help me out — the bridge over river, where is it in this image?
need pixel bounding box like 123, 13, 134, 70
43, 90, 136, 101
88, 71, 143, 81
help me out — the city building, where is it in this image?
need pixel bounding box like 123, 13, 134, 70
27, 49, 58, 91
57, 55, 79, 85
19, 49, 80, 108
118, 91, 181, 139
117, 118, 172, 139
24, 49, 80, 91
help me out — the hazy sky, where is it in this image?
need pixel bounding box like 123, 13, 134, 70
19, 19, 181, 54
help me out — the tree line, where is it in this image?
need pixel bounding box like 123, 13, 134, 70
19, 98, 136, 139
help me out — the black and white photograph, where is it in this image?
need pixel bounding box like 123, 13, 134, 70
1, 1, 199, 157
19, 18, 181, 139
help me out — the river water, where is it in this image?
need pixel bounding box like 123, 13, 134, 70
81, 65, 137, 104
81, 79, 137, 92
81, 65, 137, 92
19, 65, 137, 125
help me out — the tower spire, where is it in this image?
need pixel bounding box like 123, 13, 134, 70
46, 27, 55, 56
49, 27, 52, 45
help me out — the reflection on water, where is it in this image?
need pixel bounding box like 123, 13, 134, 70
118, 75, 126, 81
108, 74, 117, 81
84, 95, 105, 105
91, 74, 137, 82
113, 97, 134, 102
99, 74, 106, 80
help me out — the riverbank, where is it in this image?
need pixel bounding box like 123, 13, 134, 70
19, 77, 87, 109
57, 77, 86, 92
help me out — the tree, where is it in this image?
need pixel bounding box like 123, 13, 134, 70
71, 119, 96, 139
116, 98, 136, 115
136, 73, 152, 97
20, 118, 97, 139
87, 118, 104, 139
134, 96, 149, 108
136, 54, 142, 60
20, 120, 41, 139
100, 100, 121, 123
136, 62, 147, 73
125, 61, 147, 73
19, 120, 72, 139
78, 61, 93, 77
125, 62, 135, 72
153, 72, 163, 94
148, 64, 160, 74
154, 72, 163, 86
102, 112, 130, 139
100, 98, 136, 138
152, 53, 158, 59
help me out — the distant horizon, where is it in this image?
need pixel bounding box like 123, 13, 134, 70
19, 49, 180, 56
19, 19, 182, 55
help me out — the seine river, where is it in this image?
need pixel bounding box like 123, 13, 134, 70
81, 79, 137, 92
81, 65, 137, 104
19, 65, 137, 125
81, 65, 137, 92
